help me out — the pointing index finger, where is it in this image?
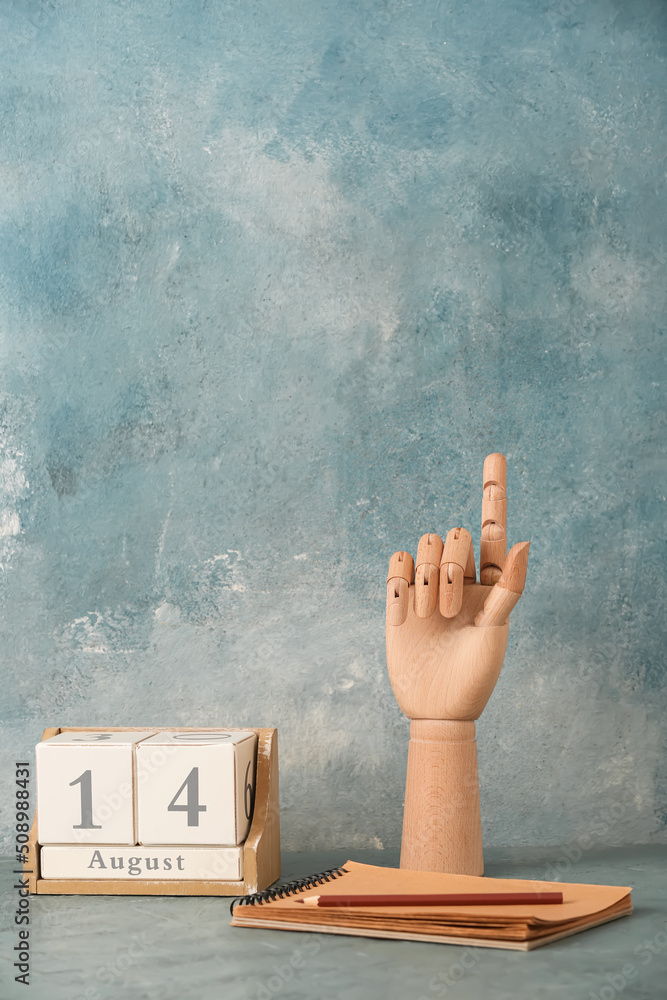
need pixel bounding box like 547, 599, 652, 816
480, 453, 507, 585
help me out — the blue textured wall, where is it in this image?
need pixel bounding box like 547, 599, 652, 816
1, 0, 665, 853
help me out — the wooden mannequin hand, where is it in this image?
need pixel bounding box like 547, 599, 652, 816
386, 454, 529, 722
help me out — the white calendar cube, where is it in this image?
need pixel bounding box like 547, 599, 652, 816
36, 731, 156, 845
136, 730, 257, 846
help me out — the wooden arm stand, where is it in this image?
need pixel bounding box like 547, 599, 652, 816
25, 726, 280, 897
400, 720, 483, 876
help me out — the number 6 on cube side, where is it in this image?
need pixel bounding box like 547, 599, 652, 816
244, 760, 254, 821
136, 731, 258, 846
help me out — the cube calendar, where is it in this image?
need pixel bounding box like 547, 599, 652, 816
35, 728, 258, 882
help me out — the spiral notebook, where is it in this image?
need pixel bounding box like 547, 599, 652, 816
230, 861, 632, 950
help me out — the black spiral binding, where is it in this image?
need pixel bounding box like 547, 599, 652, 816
230, 865, 349, 916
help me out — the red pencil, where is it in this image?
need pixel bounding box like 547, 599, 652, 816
295, 892, 563, 907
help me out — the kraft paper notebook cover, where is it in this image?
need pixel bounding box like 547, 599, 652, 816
230, 861, 632, 951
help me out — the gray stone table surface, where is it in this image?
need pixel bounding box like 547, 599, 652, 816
1, 847, 665, 1000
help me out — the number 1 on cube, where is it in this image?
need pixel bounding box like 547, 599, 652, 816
70, 770, 102, 830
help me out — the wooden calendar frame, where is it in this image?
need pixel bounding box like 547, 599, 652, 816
25, 726, 280, 897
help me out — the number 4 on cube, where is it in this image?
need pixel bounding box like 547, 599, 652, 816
136, 731, 257, 845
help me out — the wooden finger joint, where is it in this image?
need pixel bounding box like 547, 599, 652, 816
439, 528, 473, 618
387, 551, 414, 584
